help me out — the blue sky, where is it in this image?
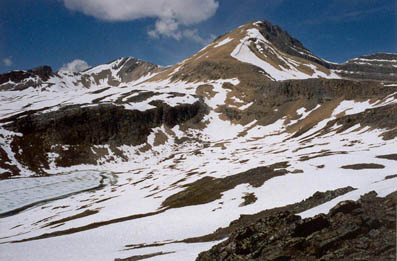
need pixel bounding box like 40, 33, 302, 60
0, 0, 396, 73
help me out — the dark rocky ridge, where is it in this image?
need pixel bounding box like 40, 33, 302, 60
0, 66, 53, 85
257, 20, 328, 68
197, 191, 396, 261
3, 99, 206, 175
220, 78, 397, 133
0, 66, 54, 91
178, 187, 355, 244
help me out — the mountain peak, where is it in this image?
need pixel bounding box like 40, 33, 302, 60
152, 19, 338, 83
253, 20, 326, 66
149, 19, 396, 84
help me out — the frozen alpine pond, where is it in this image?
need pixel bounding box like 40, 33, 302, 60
0, 171, 115, 216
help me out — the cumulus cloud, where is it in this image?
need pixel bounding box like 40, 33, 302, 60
60, 59, 90, 72
148, 18, 182, 40
2, 57, 13, 66
63, 0, 219, 43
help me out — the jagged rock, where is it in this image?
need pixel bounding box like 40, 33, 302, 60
197, 192, 396, 261
329, 200, 361, 216
292, 214, 330, 237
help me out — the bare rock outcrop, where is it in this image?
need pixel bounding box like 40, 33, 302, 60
197, 191, 396, 261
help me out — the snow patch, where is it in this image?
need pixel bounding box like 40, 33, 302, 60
214, 37, 233, 48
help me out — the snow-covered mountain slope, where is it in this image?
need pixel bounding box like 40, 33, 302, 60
0, 20, 396, 261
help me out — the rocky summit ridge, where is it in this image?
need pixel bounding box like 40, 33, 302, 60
0, 19, 396, 261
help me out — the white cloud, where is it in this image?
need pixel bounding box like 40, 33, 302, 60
182, 29, 216, 45
63, 0, 218, 23
148, 18, 182, 40
63, 0, 219, 43
2, 57, 13, 66
60, 59, 90, 72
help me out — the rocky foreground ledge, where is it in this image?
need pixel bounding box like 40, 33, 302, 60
197, 191, 396, 261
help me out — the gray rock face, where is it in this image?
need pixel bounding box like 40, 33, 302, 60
330, 53, 397, 82
3, 100, 206, 174
197, 191, 397, 261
